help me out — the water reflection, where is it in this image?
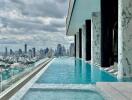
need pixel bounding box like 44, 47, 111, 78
37, 58, 118, 84
74, 59, 91, 84
74, 59, 117, 83
75, 59, 82, 82
91, 64, 101, 83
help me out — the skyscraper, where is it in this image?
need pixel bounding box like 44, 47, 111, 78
28, 49, 33, 58
56, 44, 63, 56
39, 49, 45, 58
62, 46, 66, 56
32, 48, 36, 57
18, 49, 22, 56
10, 49, 13, 56
5, 47, 8, 57
24, 44, 27, 54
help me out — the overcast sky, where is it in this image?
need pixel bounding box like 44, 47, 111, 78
0, 0, 73, 52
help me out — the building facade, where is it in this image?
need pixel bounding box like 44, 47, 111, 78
66, 0, 132, 79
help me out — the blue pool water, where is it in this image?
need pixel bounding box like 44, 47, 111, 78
22, 89, 104, 100
36, 57, 117, 84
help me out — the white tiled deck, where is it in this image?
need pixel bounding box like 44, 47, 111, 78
96, 82, 132, 100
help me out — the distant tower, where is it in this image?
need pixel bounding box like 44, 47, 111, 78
24, 44, 27, 54
57, 44, 63, 56
5, 47, 8, 57
32, 48, 36, 57
28, 49, 33, 58
18, 49, 22, 56
10, 49, 13, 55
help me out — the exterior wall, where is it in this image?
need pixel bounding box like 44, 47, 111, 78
82, 25, 86, 59
118, 0, 132, 79
91, 12, 101, 66
76, 33, 79, 58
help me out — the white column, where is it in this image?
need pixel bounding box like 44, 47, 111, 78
82, 25, 86, 60
91, 12, 101, 66
118, 0, 132, 79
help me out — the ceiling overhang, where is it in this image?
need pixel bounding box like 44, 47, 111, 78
66, 0, 100, 36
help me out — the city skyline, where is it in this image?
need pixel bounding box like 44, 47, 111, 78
0, 43, 73, 53
1, 43, 74, 56
0, 0, 74, 51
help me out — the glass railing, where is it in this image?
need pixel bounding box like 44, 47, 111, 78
0, 58, 49, 93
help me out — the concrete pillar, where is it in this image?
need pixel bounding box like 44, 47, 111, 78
85, 20, 91, 61
82, 25, 86, 60
91, 12, 101, 66
118, 0, 132, 79
79, 28, 82, 58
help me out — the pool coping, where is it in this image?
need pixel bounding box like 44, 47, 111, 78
0, 58, 52, 100
31, 83, 96, 91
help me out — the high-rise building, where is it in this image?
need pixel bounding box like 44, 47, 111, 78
32, 48, 36, 57
28, 49, 32, 58
24, 44, 27, 54
62, 46, 66, 56
56, 44, 63, 56
5, 47, 8, 57
18, 49, 22, 56
10, 49, 13, 56
39, 49, 45, 58
44, 48, 49, 56
47, 48, 54, 58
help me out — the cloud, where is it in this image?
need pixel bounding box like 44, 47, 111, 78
7, 0, 67, 18
0, 0, 73, 51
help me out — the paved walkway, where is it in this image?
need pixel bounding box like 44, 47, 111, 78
96, 82, 132, 100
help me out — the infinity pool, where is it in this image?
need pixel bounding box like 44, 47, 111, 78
11, 57, 115, 100
36, 57, 117, 84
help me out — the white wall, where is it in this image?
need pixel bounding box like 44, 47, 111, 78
91, 12, 101, 66
82, 25, 86, 59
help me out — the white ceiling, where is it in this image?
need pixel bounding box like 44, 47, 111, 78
66, 0, 100, 36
